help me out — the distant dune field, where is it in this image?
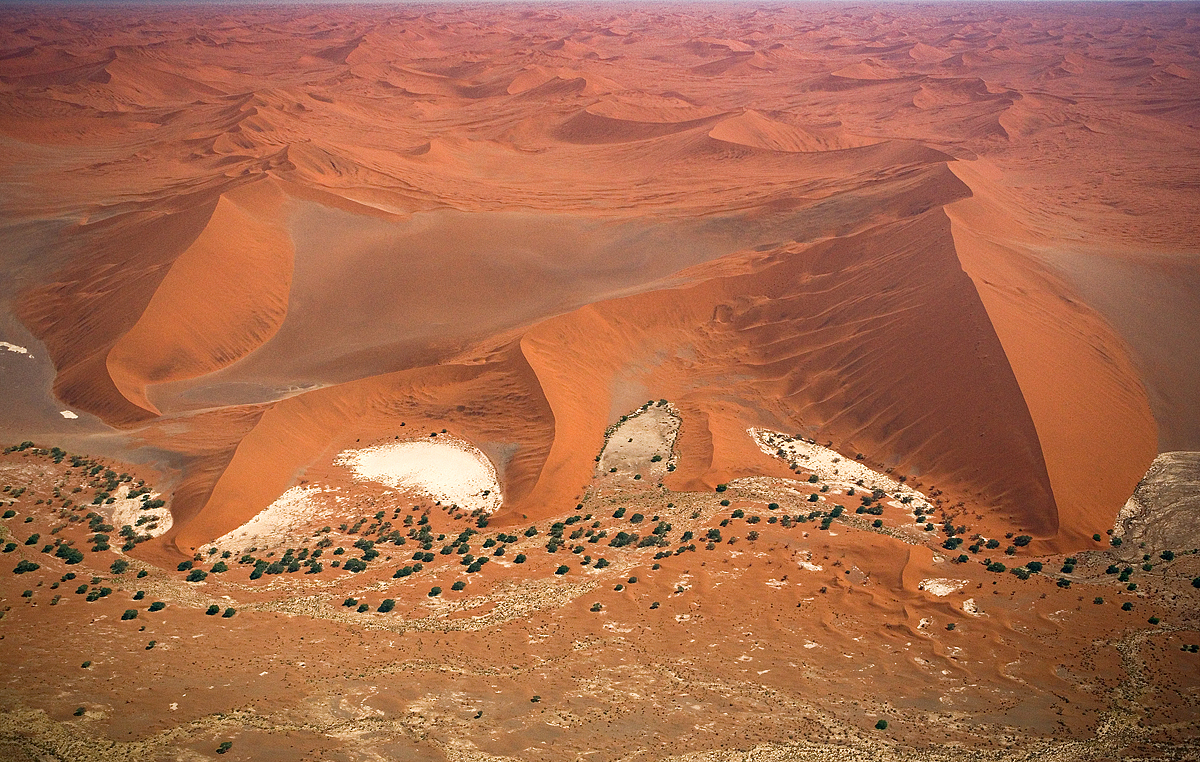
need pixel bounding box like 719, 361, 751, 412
1, 2, 1195, 559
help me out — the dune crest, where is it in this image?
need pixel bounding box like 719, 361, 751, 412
707, 110, 879, 153
106, 180, 294, 415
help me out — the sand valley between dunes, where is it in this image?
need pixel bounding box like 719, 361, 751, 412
0, 2, 1197, 760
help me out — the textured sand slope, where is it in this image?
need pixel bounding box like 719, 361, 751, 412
947, 160, 1157, 542
518, 205, 1059, 537
3, 3, 1197, 559
106, 180, 294, 415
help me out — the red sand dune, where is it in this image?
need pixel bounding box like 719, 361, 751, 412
2, 2, 1197, 559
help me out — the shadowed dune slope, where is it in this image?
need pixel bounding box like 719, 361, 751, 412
165, 201, 1061, 552
107, 180, 294, 415
517, 205, 1059, 537
947, 161, 1157, 543
3, 2, 1197, 558
167, 341, 556, 552
15, 199, 220, 425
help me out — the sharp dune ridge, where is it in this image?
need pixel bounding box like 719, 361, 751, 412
1, 2, 1190, 553
0, 4, 1197, 757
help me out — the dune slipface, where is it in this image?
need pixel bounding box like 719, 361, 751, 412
0, 3, 1197, 759
1, 0, 1187, 552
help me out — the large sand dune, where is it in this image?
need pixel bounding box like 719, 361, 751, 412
2, 2, 1196, 560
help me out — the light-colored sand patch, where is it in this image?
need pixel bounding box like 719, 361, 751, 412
750, 428, 931, 511
919, 578, 967, 597
335, 436, 501, 514
794, 550, 823, 571
597, 400, 680, 481
107, 485, 173, 540
962, 598, 982, 616
59, 410, 77, 419
207, 484, 337, 551
105, 484, 172, 540
0, 341, 30, 355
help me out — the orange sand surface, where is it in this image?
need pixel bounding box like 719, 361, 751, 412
0, 3, 1197, 758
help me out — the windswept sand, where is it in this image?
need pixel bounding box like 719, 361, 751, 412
4, 2, 1191, 554
0, 8, 1197, 756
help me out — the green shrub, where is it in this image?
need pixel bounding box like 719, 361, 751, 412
121, 609, 137, 620
186, 569, 208, 582
109, 559, 129, 574
55, 545, 83, 564
177, 560, 192, 572
429, 587, 442, 597
1122, 602, 1133, 611
206, 605, 220, 615
378, 599, 395, 613
217, 742, 232, 754
451, 581, 465, 591
1013, 535, 1032, 547
148, 601, 165, 612
986, 562, 1006, 573
24, 533, 39, 546
1, 510, 13, 519
1149, 617, 1160, 625
13, 560, 39, 574
555, 565, 569, 575
875, 719, 888, 730
221, 607, 235, 618
210, 561, 228, 573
